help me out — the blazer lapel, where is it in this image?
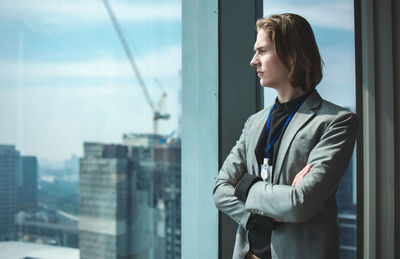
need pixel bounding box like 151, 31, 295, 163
273, 91, 322, 184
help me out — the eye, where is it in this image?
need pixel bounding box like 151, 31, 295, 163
259, 49, 267, 55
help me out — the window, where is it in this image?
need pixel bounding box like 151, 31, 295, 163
263, 1, 357, 258
0, 0, 182, 258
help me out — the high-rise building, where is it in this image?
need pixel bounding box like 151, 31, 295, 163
123, 133, 181, 259
123, 134, 161, 258
0, 145, 19, 241
79, 133, 181, 259
152, 142, 181, 259
17, 156, 38, 211
337, 155, 356, 259
79, 142, 151, 259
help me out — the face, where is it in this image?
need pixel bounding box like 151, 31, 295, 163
250, 29, 290, 89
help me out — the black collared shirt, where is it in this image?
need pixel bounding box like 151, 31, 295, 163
258, 92, 311, 181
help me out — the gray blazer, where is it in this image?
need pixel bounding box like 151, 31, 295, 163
213, 91, 358, 259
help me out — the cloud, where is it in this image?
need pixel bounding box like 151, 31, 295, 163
263, 0, 354, 31
0, 78, 181, 160
0, 0, 181, 30
0, 45, 181, 82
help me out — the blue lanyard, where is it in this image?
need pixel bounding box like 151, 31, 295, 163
264, 101, 304, 159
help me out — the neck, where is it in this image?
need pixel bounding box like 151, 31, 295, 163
276, 85, 306, 103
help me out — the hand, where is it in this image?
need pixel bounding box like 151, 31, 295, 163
273, 164, 312, 222
291, 164, 312, 186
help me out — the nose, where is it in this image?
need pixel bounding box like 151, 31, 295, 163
250, 53, 259, 67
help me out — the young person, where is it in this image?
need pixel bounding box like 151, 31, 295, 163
213, 13, 358, 259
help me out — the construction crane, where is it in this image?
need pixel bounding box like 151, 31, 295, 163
102, 0, 170, 134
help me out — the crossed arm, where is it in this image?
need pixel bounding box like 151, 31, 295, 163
213, 111, 358, 226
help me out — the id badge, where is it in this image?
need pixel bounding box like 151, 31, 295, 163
261, 158, 272, 181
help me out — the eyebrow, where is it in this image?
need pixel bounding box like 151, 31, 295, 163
254, 45, 268, 52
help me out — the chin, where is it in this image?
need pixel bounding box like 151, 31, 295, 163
260, 81, 272, 88
259, 80, 267, 87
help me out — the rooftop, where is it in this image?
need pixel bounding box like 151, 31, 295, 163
0, 241, 79, 259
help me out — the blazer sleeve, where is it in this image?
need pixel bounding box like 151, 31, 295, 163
213, 116, 253, 228
244, 111, 358, 223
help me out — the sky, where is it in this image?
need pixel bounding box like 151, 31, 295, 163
0, 0, 355, 161
0, 0, 182, 161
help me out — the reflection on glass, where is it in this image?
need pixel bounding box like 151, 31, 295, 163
0, 0, 182, 258
262, 1, 356, 258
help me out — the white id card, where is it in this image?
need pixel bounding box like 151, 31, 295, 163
261, 158, 272, 181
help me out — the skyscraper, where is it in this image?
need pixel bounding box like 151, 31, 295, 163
79, 142, 151, 259
337, 154, 356, 259
123, 133, 182, 259
152, 141, 181, 259
17, 156, 38, 211
0, 145, 19, 241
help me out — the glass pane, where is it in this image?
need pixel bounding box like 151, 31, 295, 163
262, 1, 357, 258
0, 0, 182, 258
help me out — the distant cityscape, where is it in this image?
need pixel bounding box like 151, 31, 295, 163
0, 132, 181, 259
0, 133, 355, 259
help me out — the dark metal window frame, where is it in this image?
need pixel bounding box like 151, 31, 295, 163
356, 0, 399, 258
218, 0, 263, 257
